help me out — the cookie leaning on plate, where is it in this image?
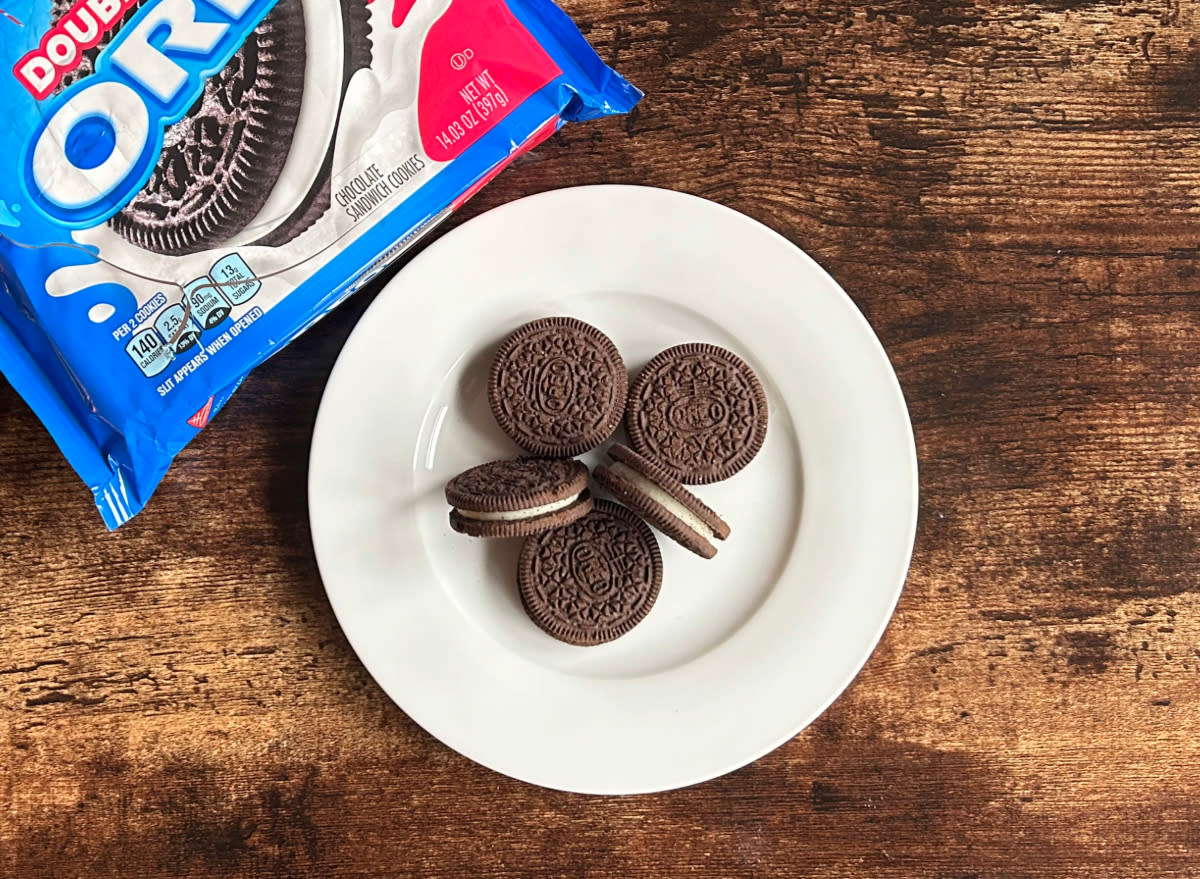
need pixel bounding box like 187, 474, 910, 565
594, 443, 730, 559
518, 499, 662, 646
626, 343, 768, 484
489, 317, 627, 457
445, 458, 592, 538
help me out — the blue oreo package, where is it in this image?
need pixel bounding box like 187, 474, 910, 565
0, 0, 641, 527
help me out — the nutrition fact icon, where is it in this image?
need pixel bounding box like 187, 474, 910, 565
211, 253, 261, 306
185, 277, 231, 329
125, 327, 171, 378
153, 303, 202, 354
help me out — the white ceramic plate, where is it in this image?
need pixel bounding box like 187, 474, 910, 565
308, 185, 917, 794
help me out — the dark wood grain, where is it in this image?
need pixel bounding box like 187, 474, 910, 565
3, 0, 1200, 875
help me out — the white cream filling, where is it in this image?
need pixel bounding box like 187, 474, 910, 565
610, 463, 716, 541
228, 0, 345, 245
457, 493, 581, 522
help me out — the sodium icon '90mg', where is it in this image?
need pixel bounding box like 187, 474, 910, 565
184, 277, 231, 330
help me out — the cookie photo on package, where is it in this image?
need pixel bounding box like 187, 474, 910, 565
0, 0, 641, 527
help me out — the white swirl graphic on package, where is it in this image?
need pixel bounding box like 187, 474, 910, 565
88, 302, 116, 322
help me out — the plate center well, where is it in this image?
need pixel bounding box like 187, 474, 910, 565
415, 291, 804, 679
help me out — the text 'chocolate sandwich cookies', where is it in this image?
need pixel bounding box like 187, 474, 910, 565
518, 499, 663, 646
489, 317, 628, 457
445, 458, 593, 538
594, 443, 730, 559
626, 343, 768, 484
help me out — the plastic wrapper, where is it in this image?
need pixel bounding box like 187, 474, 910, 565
0, 0, 641, 526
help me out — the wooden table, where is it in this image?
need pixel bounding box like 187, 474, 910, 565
2, 0, 1198, 875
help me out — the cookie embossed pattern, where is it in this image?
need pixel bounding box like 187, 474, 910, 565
450, 322, 756, 646
0, 0, 641, 527
518, 500, 663, 647
488, 316, 627, 458
627, 343, 769, 485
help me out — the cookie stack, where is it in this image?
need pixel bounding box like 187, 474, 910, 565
445, 317, 768, 646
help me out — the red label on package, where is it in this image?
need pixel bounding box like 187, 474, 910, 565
418, 0, 562, 162
187, 397, 214, 429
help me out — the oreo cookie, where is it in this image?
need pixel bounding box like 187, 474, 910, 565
52, 0, 372, 255
445, 457, 592, 538
518, 499, 662, 646
488, 317, 627, 458
247, 0, 374, 248
594, 443, 730, 559
626, 343, 768, 484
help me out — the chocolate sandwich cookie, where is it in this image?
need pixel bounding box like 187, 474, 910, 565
518, 499, 662, 646
594, 443, 730, 559
626, 343, 768, 484
489, 317, 627, 458
445, 457, 593, 538
249, 0, 373, 248
54, 0, 372, 255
